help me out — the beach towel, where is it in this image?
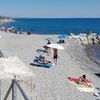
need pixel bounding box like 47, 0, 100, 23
68, 77, 91, 83
33, 61, 54, 68
68, 77, 97, 93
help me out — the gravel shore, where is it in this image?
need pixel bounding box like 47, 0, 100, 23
0, 31, 100, 100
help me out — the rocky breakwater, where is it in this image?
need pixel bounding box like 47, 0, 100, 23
70, 33, 100, 45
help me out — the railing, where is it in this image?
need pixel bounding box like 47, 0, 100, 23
4, 79, 29, 100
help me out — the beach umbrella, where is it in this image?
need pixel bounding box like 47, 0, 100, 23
58, 36, 65, 40
58, 35, 65, 38
46, 43, 64, 50
58, 35, 67, 40
45, 38, 54, 41
11, 26, 14, 29
58, 35, 69, 39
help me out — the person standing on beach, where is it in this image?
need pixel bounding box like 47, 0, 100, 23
53, 48, 58, 65
47, 40, 51, 55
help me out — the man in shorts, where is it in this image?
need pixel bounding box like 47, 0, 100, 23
53, 48, 58, 65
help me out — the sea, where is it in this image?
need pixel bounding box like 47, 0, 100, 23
1, 18, 100, 35
1, 18, 100, 65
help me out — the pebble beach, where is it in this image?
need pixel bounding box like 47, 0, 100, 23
0, 31, 100, 100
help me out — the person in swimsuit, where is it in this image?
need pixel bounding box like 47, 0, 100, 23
43, 40, 51, 55
53, 48, 58, 65
78, 75, 89, 86
47, 40, 51, 55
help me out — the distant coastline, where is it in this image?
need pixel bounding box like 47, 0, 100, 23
0, 18, 15, 24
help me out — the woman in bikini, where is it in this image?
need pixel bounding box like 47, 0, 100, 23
78, 75, 89, 86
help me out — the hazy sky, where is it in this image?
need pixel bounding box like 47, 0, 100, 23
0, 0, 100, 18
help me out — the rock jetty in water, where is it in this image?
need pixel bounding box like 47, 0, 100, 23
70, 33, 100, 45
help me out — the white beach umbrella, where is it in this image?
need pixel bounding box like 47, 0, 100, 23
47, 43, 64, 50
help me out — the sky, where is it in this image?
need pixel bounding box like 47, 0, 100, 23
0, 0, 100, 18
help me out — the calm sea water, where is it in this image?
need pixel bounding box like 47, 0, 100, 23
1, 18, 100, 35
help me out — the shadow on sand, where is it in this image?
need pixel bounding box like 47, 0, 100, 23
36, 49, 47, 54
94, 73, 100, 78
0, 50, 5, 57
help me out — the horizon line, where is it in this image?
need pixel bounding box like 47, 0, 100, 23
12, 17, 100, 19
1, 15, 100, 19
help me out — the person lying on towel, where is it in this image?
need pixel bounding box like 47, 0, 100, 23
34, 55, 51, 64
78, 75, 89, 86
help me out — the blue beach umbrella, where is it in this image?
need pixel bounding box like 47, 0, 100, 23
59, 37, 65, 40
45, 38, 54, 41
58, 35, 66, 40
58, 35, 69, 40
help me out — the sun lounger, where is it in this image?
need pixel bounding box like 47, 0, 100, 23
33, 61, 54, 68
32, 55, 54, 68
